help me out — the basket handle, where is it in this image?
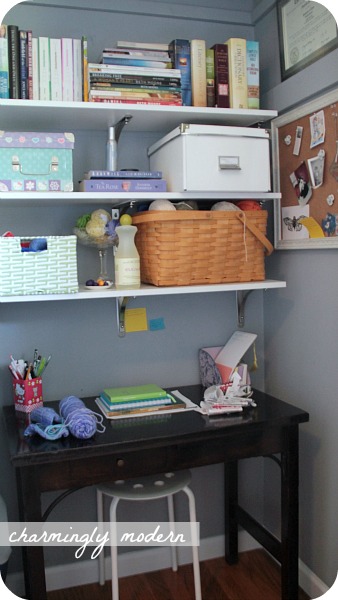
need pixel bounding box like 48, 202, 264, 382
235, 211, 274, 256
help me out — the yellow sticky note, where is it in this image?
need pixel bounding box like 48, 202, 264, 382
125, 308, 148, 333
300, 217, 325, 238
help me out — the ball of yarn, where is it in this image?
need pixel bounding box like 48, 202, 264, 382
148, 199, 176, 211
59, 395, 97, 439
211, 201, 240, 211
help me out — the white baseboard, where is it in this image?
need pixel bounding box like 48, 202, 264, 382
5, 532, 328, 599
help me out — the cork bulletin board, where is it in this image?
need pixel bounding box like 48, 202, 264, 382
271, 88, 338, 249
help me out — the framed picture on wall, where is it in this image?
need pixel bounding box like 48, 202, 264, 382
271, 88, 338, 249
277, 0, 338, 81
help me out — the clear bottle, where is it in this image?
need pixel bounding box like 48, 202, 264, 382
114, 225, 140, 289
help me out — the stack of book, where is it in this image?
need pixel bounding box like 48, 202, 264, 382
78, 169, 167, 192
0, 23, 88, 101
88, 40, 182, 105
95, 383, 186, 418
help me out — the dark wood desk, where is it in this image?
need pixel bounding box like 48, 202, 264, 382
3, 385, 309, 600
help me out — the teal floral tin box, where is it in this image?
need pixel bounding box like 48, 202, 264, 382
0, 131, 74, 192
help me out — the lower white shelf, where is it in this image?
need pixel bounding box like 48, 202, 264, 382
0, 280, 286, 303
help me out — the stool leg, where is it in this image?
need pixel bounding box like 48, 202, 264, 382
96, 489, 106, 586
167, 494, 178, 572
109, 497, 120, 600
183, 486, 202, 600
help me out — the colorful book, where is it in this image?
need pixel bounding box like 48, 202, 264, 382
84, 170, 162, 179
99, 393, 174, 411
225, 37, 248, 109
101, 57, 170, 69
89, 73, 181, 88
211, 43, 229, 108
7, 24, 20, 99
102, 50, 170, 62
116, 40, 169, 52
190, 39, 207, 107
95, 395, 185, 418
0, 23, 9, 99
89, 89, 181, 102
246, 40, 259, 109
89, 62, 181, 79
61, 37, 73, 101
79, 179, 167, 192
19, 30, 28, 99
89, 97, 182, 106
38, 36, 50, 101
168, 39, 191, 106
102, 384, 168, 403
50, 38, 62, 101
81, 35, 88, 102
73, 38, 82, 102
205, 48, 215, 108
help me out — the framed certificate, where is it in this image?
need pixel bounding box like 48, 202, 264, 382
277, 0, 338, 80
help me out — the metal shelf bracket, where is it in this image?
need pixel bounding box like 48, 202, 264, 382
236, 290, 254, 328
116, 296, 130, 337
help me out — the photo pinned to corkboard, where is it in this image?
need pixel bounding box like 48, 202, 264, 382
271, 88, 338, 249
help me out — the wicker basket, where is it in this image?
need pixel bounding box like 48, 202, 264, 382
0, 235, 78, 296
133, 210, 273, 286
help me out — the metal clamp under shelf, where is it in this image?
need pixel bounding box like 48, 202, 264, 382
236, 290, 254, 328
116, 296, 130, 337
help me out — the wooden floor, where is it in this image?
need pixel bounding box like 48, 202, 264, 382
47, 549, 311, 600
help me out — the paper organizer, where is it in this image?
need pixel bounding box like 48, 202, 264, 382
199, 331, 257, 388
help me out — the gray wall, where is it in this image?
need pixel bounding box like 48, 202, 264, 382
0, 0, 266, 581
253, 0, 338, 590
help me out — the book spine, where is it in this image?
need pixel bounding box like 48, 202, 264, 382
61, 37, 73, 101
81, 35, 88, 102
102, 50, 170, 62
190, 39, 207, 107
101, 57, 170, 69
19, 30, 28, 99
0, 24, 9, 99
246, 40, 259, 109
212, 44, 229, 108
27, 30, 33, 99
168, 39, 191, 106
225, 38, 248, 109
116, 40, 169, 52
85, 170, 162, 179
7, 25, 20, 99
89, 97, 182, 106
79, 179, 167, 192
88, 62, 181, 78
50, 38, 62, 101
72, 38, 82, 102
32, 37, 39, 100
89, 89, 181, 100
89, 72, 181, 87
38, 36, 50, 101
205, 48, 215, 108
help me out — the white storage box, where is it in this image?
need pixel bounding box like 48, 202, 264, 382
148, 123, 270, 192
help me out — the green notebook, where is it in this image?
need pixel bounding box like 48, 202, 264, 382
102, 384, 168, 404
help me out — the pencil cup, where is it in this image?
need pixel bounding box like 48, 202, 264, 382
12, 377, 43, 413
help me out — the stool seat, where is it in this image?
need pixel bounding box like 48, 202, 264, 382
98, 470, 192, 500
96, 468, 202, 600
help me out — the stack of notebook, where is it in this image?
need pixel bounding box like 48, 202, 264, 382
95, 384, 186, 418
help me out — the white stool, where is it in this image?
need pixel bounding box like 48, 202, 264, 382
96, 469, 202, 600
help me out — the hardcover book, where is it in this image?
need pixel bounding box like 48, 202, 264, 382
101, 57, 170, 69
7, 24, 20, 99
116, 40, 169, 52
61, 37, 73, 101
81, 36, 88, 101
205, 48, 215, 107
73, 38, 82, 102
19, 30, 28, 99
102, 50, 170, 62
79, 178, 167, 192
246, 40, 259, 109
211, 43, 229, 108
84, 170, 162, 179
50, 38, 62, 101
102, 383, 168, 403
88, 62, 181, 79
225, 37, 248, 109
26, 30, 33, 99
0, 23, 9, 99
32, 37, 39, 100
38, 36, 50, 101
190, 39, 207, 107
168, 39, 191, 106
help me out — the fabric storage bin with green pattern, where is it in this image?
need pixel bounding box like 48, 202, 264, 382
0, 236, 78, 296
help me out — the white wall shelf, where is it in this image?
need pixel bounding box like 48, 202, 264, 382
0, 99, 277, 132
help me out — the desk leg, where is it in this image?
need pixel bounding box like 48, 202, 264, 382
224, 461, 238, 564
281, 425, 299, 600
16, 467, 47, 600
